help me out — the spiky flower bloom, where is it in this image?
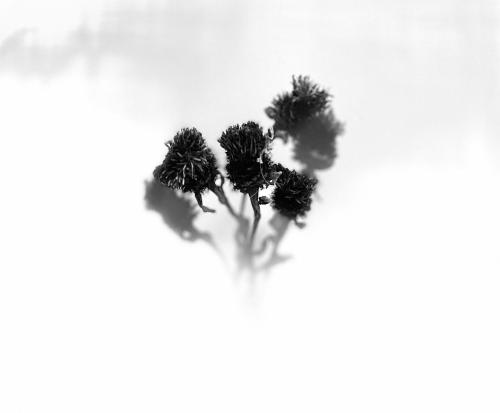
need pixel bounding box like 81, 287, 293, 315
265, 75, 330, 134
153, 128, 219, 194
218, 121, 275, 194
271, 164, 318, 220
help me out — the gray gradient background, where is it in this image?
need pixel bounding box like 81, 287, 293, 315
0, 0, 499, 412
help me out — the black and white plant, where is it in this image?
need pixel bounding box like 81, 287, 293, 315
150, 75, 342, 272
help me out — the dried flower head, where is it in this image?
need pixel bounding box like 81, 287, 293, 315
265, 75, 331, 133
218, 121, 275, 193
271, 164, 318, 220
153, 128, 219, 194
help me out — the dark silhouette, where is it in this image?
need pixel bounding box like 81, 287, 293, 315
144, 179, 220, 253
292, 109, 344, 176
218, 122, 279, 250
255, 213, 292, 273
145, 178, 256, 273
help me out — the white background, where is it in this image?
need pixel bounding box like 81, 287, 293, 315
0, 0, 499, 412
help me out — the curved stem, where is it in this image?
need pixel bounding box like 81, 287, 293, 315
210, 185, 237, 218
194, 191, 215, 213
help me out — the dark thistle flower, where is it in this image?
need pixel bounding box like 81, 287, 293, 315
153, 127, 226, 213
265, 75, 331, 134
218, 121, 281, 251
218, 121, 276, 194
153, 127, 219, 193
271, 164, 318, 223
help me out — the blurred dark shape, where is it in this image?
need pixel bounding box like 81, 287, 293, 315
256, 213, 292, 273
292, 109, 344, 175
0, 3, 247, 100
0, 27, 98, 77
232, 194, 254, 273
144, 179, 219, 251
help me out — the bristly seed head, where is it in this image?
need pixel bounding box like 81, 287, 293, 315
153, 127, 219, 193
271, 164, 318, 220
218, 121, 275, 194
265, 75, 331, 134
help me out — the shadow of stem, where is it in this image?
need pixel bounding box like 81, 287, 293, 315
144, 179, 223, 258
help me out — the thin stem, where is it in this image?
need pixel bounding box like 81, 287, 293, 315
194, 191, 215, 213
209, 175, 241, 219
210, 185, 238, 218
248, 188, 261, 250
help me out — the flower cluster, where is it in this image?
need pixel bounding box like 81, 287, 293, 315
152, 120, 319, 225
150, 75, 341, 272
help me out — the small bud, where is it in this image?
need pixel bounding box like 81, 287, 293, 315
269, 170, 282, 185
258, 196, 271, 205
294, 219, 306, 229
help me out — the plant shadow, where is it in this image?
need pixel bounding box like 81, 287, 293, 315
287, 109, 344, 177
144, 179, 221, 256
253, 107, 344, 274
254, 212, 293, 274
